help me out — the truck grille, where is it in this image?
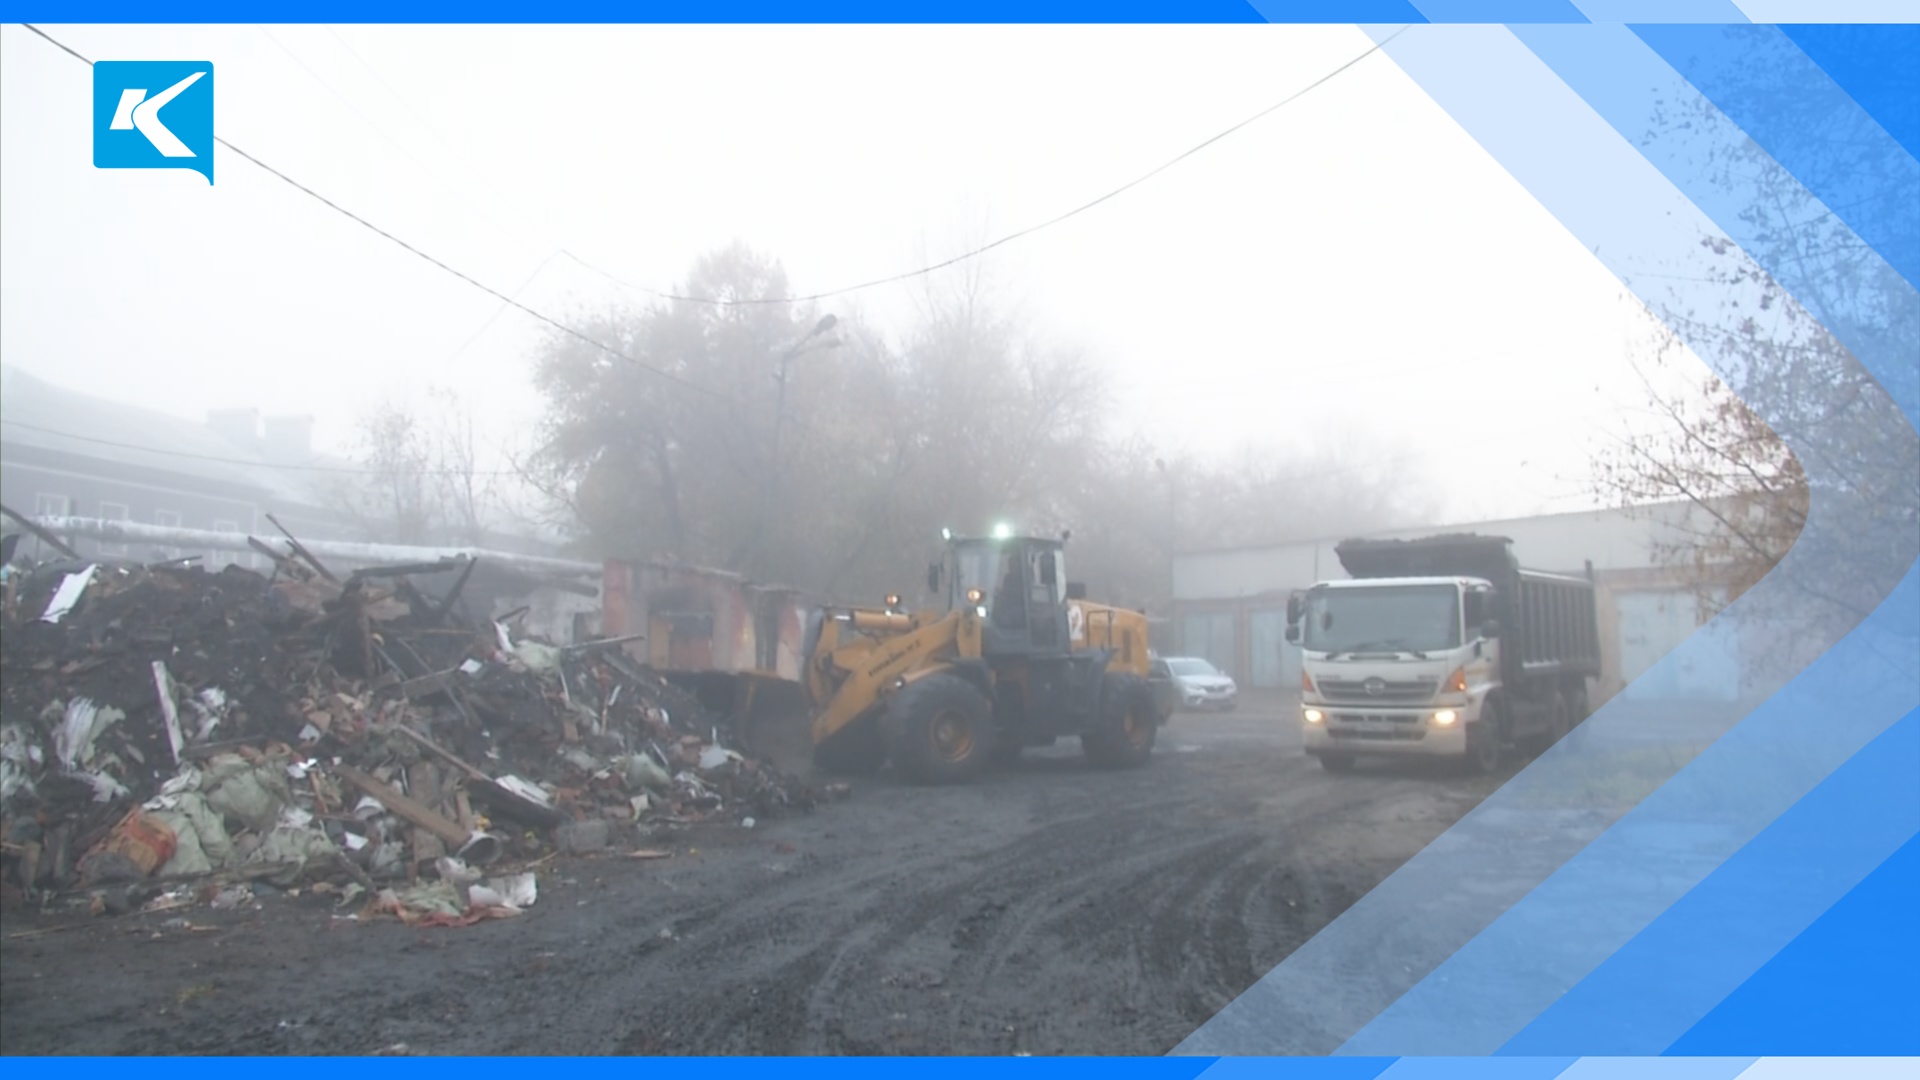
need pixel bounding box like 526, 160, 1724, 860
1314, 677, 1438, 704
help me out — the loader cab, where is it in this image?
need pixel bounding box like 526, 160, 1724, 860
933, 534, 1072, 658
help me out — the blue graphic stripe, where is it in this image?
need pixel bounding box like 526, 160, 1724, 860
1555, 1058, 1759, 1080
1498, 710, 1920, 1054
1514, 22, 1920, 388
1571, 0, 1749, 21
1730, 1, 1920, 22
1779, 25, 1920, 162
1176, 21, 1920, 1057
1332, 23, 1917, 1055
1633, 24, 1920, 293
1670, 832, 1920, 1056
1193, 1058, 1401, 1080
1407, 0, 1586, 22
1372, 1056, 1578, 1079
11, 0, 1917, 18
1, 0, 1447, 20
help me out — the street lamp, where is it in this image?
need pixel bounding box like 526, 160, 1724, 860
1156, 457, 1175, 645
757, 314, 841, 566
772, 313, 840, 465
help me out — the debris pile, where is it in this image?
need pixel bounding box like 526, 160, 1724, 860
0, 551, 820, 917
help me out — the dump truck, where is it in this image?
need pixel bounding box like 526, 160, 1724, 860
1287, 533, 1601, 774
802, 528, 1164, 784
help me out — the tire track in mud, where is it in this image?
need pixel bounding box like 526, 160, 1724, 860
608, 757, 1440, 1055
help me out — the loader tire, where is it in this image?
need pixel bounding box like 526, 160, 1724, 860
814, 718, 886, 776
1083, 673, 1157, 770
887, 674, 996, 785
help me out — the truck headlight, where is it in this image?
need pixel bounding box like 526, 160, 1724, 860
1304, 708, 1325, 724
1432, 709, 1459, 727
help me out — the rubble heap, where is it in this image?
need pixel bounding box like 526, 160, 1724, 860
0, 552, 821, 918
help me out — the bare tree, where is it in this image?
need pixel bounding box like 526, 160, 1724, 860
1594, 31, 1918, 659
331, 389, 502, 546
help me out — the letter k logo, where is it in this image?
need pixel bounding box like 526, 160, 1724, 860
108, 71, 206, 157
94, 61, 215, 183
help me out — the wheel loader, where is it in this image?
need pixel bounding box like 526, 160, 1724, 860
801, 528, 1163, 784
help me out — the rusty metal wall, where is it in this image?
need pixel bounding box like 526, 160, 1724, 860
602, 559, 806, 681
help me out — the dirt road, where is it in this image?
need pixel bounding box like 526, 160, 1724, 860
1, 695, 1506, 1055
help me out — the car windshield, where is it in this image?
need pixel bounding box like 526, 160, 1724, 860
1302, 584, 1461, 654
1168, 659, 1218, 677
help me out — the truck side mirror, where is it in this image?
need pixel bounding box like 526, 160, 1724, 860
927, 563, 942, 593
1286, 593, 1304, 623
1284, 625, 1299, 644
1480, 618, 1500, 639
1065, 582, 1087, 600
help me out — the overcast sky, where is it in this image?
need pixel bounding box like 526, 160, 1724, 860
1, 23, 1693, 526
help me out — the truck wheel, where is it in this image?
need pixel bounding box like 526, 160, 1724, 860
1318, 752, 1355, 774
1546, 692, 1573, 746
1566, 683, 1591, 726
1084, 673, 1157, 769
814, 718, 886, 776
1462, 696, 1505, 775
888, 674, 996, 784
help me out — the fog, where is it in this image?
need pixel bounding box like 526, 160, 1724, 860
1, 23, 1687, 598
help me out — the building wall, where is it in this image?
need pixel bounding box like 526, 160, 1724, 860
1, 456, 264, 568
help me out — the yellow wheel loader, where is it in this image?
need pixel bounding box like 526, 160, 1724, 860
801, 530, 1164, 784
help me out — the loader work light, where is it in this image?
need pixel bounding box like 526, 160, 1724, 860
965, 587, 984, 605
991, 522, 1013, 539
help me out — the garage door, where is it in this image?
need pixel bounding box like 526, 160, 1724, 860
1616, 589, 1740, 702
1181, 612, 1236, 678
1249, 610, 1288, 690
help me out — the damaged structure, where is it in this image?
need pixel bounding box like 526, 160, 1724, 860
0, 527, 831, 926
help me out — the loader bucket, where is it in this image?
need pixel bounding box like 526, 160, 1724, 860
659, 669, 815, 778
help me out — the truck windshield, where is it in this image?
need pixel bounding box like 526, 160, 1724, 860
1302, 585, 1461, 654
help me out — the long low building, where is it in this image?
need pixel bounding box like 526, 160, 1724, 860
1167, 499, 1764, 708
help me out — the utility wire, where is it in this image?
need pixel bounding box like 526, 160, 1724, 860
20, 22, 728, 405
562, 26, 1411, 307
26, 22, 1405, 310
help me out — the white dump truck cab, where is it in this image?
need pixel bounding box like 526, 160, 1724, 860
1287, 534, 1601, 775
1289, 575, 1502, 772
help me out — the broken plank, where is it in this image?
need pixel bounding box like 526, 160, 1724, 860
397, 669, 459, 703
334, 766, 472, 849
266, 513, 337, 583
393, 724, 491, 785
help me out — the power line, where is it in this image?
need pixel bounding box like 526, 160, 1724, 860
26, 22, 1404, 311
20, 23, 727, 406
560, 27, 1411, 307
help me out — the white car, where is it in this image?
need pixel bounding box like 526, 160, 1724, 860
1151, 656, 1239, 714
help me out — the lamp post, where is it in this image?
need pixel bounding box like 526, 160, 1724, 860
754, 314, 840, 567
1156, 457, 1176, 647
772, 313, 839, 470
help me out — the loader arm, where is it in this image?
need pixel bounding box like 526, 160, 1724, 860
808, 608, 982, 745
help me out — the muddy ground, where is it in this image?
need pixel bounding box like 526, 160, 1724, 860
1, 695, 1511, 1055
